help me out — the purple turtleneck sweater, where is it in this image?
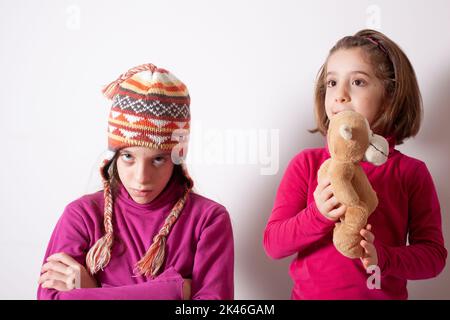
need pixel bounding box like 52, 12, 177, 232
264, 137, 447, 299
37, 176, 234, 300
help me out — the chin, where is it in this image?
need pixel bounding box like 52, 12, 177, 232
132, 195, 156, 204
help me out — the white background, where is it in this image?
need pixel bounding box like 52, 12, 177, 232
0, 0, 449, 299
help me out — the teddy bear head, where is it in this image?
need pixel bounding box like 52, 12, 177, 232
327, 110, 371, 163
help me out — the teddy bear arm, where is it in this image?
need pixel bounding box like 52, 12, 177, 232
317, 159, 331, 182
342, 205, 369, 231
353, 167, 379, 214
330, 164, 360, 206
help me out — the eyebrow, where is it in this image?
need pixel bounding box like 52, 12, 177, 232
120, 150, 171, 158
326, 71, 372, 77
152, 152, 171, 158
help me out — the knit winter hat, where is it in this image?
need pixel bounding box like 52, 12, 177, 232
86, 63, 193, 278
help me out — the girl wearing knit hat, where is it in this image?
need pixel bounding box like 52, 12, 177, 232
37, 64, 234, 300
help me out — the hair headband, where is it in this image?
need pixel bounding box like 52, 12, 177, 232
365, 36, 388, 55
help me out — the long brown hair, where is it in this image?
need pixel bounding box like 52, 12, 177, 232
312, 29, 422, 145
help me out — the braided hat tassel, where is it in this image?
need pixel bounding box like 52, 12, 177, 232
134, 188, 190, 278
86, 163, 115, 275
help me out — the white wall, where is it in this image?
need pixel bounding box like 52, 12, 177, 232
1, 0, 449, 299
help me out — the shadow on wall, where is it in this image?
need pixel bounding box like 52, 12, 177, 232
238, 119, 324, 299
239, 180, 293, 299
407, 68, 450, 299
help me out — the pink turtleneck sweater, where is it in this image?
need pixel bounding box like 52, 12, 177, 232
37, 175, 234, 300
263, 138, 447, 299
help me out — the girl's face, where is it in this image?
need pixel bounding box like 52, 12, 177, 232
324, 48, 386, 125
116, 146, 174, 204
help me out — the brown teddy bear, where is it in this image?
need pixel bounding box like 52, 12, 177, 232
318, 110, 388, 258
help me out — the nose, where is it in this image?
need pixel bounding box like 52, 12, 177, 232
334, 83, 350, 104
134, 160, 152, 187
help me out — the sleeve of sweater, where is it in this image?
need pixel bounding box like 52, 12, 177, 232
263, 151, 336, 259
375, 162, 447, 280
190, 207, 234, 300
37, 202, 183, 300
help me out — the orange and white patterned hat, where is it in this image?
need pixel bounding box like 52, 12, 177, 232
99, 63, 191, 179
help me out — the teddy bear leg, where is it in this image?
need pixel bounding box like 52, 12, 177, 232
333, 206, 367, 258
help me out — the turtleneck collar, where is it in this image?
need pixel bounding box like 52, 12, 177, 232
324, 135, 397, 162
115, 173, 186, 211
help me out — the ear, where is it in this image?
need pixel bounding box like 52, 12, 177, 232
339, 124, 352, 140
364, 133, 389, 166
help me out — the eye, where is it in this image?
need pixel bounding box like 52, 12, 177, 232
326, 80, 336, 88
153, 156, 168, 167
120, 153, 134, 162
352, 79, 367, 86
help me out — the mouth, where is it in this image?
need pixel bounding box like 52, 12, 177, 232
331, 108, 341, 116
130, 188, 153, 197
332, 106, 353, 116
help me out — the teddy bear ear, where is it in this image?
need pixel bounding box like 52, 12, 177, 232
339, 124, 352, 140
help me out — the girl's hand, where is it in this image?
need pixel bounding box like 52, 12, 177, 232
360, 224, 378, 269
313, 178, 346, 221
182, 278, 191, 300
38, 252, 98, 291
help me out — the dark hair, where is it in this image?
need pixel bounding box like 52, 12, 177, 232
312, 29, 423, 145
